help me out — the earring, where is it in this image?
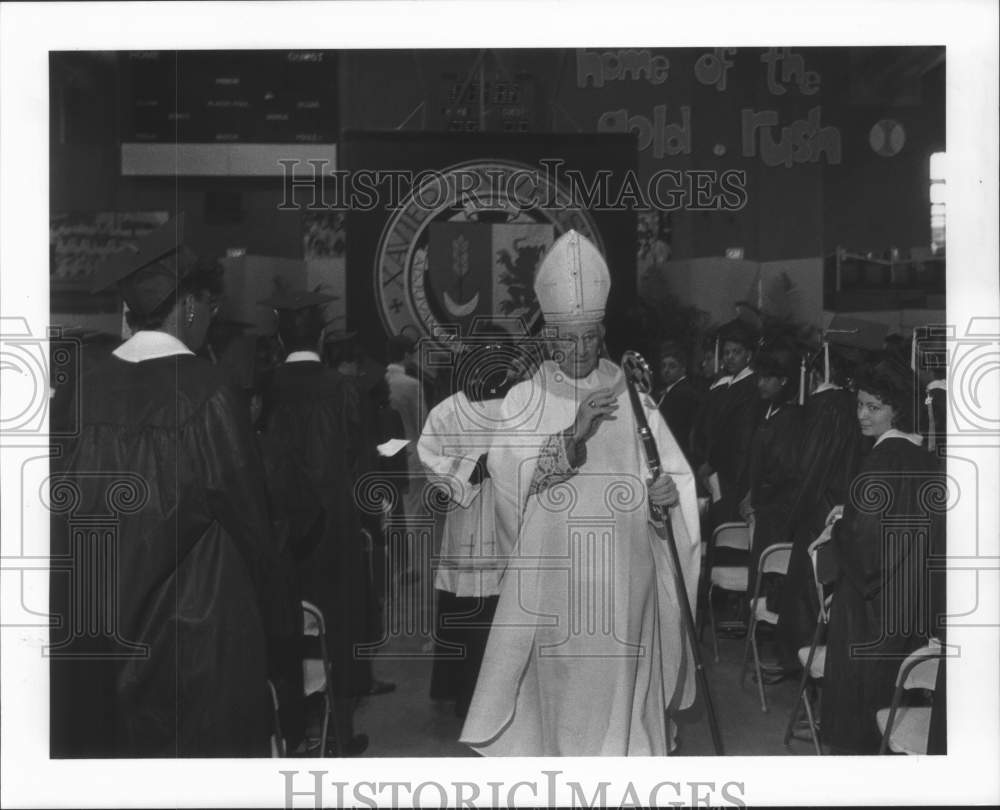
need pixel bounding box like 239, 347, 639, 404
186, 309, 195, 327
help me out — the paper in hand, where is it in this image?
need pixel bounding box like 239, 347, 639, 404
377, 438, 409, 458
708, 472, 722, 504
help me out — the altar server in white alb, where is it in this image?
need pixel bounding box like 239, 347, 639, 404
460, 230, 701, 756
417, 332, 525, 718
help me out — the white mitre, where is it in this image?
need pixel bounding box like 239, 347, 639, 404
534, 230, 611, 325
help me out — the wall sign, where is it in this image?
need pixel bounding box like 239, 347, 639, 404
582, 47, 844, 167
374, 160, 603, 340
869, 118, 907, 157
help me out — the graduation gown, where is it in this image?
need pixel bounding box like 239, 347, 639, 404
460, 359, 701, 756
694, 370, 759, 524
821, 433, 943, 753
775, 387, 863, 664
746, 402, 802, 589
657, 376, 705, 467
50, 347, 279, 757
259, 360, 373, 697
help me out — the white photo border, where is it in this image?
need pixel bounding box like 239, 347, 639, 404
1, 1, 997, 807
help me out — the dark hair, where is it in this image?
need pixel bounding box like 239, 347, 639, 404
753, 347, 799, 403
386, 333, 416, 363
853, 358, 916, 432
656, 339, 688, 368
276, 307, 326, 353
807, 345, 854, 388
718, 319, 757, 352
124, 259, 223, 332
325, 338, 362, 368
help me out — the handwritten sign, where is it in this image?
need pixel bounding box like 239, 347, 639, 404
742, 107, 841, 166
582, 47, 841, 166
577, 48, 670, 87
596, 105, 692, 158
760, 48, 821, 96
694, 48, 737, 91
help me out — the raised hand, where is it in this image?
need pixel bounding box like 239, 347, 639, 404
571, 387, 619, 445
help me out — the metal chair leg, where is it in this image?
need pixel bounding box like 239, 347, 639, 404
323, 666, 343, 757
739, 613, 754, 686
802, 687, 822, 755
749, 622, 768, 712
708, 585, 720, 663
318, 695, 331, 758
784, 664, 811, 746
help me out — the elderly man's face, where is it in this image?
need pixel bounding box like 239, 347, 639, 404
553, 323, 603, 379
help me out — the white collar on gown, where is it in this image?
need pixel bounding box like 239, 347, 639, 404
112, 330, 194, 363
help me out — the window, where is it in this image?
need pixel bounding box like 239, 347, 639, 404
929, 151, 946, 254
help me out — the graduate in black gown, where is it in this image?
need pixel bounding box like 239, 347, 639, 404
50, 215, 292, 757
323, 330, 390, 646
914, 331, 948, 457
741, 345, 802, 595
654, 339, 705, 467
774, 345, 864, 673
258, 291, 393, 756
694, 319, 761, 527
820, 359, 944, 754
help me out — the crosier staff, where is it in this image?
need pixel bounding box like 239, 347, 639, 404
621, 350, 724, 755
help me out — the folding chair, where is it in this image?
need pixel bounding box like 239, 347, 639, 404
302, 600, 343, 757
877, 639, 945, 754
267, 679, 286, 758
783, 532, 833, 754
740, 542, 793, 712
706, 521, 752, 663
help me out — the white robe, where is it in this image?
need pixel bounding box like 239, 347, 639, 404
417, 392, 509, 597
460, 359, 701, 756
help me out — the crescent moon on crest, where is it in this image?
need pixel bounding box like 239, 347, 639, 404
444, 290, 480, 317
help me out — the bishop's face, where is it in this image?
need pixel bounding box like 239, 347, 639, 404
553, 322, 604, 379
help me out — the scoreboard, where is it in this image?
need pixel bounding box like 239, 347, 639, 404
120, 50, 339, 143
437, 71, 536, 132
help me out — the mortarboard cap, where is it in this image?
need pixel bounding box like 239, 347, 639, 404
824, 315, 888, 351
718, 318, 758, 349
257, 289, 336, 311
90, 214, 199, 317
323, 329, 358, 344
753, 345, 799, 379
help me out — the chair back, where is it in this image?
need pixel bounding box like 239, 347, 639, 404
807, 533, 833, 623
898, 640, 944, 691
267, 679, 286, 757
760, 543, 793, 577
302, 600, 324, 638
713, 522, 752, 552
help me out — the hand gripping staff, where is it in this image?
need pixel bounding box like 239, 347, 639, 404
621, 350, 724, 755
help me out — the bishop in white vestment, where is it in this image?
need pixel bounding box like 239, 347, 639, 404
460, 231, 701, 756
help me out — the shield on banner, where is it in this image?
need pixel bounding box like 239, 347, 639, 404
427, 221, 553, 333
